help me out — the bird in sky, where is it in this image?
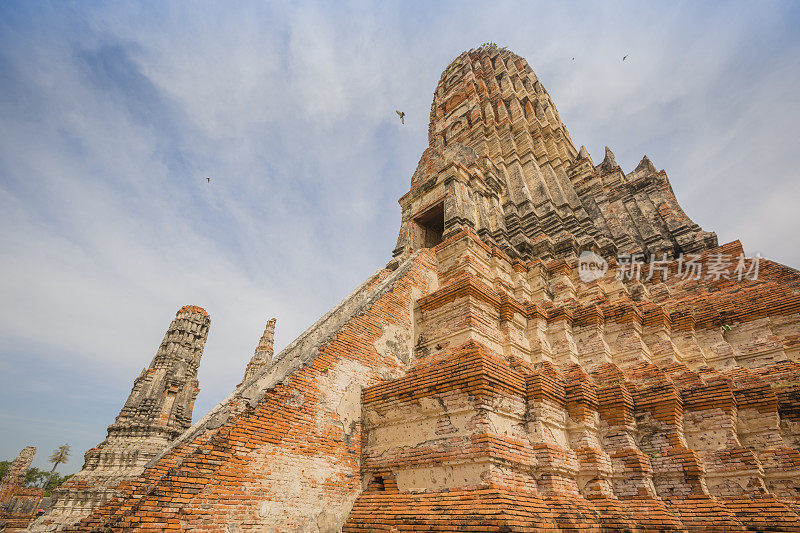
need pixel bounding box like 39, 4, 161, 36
205, 177, 210, 183
395, 110, 405, 124
571, 57, 575, 61
623, 54, 629, 61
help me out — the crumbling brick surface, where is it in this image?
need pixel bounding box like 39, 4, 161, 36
347, 223, 799, 530
28, 306, 211, 531
45, 44, 800, 532
62, 251, 438, 532
0, 447, 44, 532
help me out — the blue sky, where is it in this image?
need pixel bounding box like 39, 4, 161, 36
1, 1, 798, 473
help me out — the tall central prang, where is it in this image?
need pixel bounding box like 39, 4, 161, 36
394, 46, 716, 265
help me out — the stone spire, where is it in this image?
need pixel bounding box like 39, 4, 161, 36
600, 146, 617, 169
635, 155, 657, 174
28, 305, 210, 532
0, 446, 35, 491
112, 304, 210, 434
241, 317, 276, 384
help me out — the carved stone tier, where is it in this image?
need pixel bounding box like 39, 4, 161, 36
393, 46, 716, 264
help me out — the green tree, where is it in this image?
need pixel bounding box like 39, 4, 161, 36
26, 465, 49, 487
0, 458, 73, 496
41, 471, 73, 495
44, 443, 71, 491
0, 461, 45, 485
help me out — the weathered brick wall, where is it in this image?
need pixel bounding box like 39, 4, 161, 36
348, 347, 800, 531
65, 251, 438, 532
0, 447, 44, 532
29, 307, 211, 532
344, 229, 800, 532
60, 230, 799, 532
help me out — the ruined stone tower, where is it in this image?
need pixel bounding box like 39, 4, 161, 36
0, 447, 43, 532
51, 45, 800, 532
28, 305, 210, 531
0, 447, 36, 496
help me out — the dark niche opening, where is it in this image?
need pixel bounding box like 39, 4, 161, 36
413, 201, 445, 249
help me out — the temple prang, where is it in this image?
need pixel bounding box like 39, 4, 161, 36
392, 47, 716, 267
26, 305, 210, 532
13, 45, 800, 531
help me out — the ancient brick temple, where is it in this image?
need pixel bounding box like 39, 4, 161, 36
27, 305, 210, 532
29, 45, 800, 531
0, 447, 44, 532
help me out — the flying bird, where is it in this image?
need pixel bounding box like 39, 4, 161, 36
571, 57, 575, 61
205, 177, 210, 183
623, 54, 629, 61
395, 110, 405, 124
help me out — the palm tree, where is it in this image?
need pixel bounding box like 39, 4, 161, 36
44, 443, 70, 491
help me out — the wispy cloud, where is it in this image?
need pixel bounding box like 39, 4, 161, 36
1, 0, 798, 471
